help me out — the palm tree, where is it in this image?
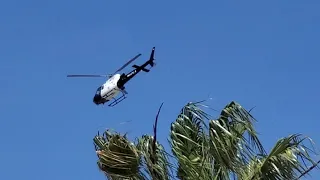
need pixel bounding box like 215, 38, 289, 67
93, 101, 320, 180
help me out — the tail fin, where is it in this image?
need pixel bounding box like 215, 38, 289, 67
130, 47, 155, 73
149, 47, 155, 67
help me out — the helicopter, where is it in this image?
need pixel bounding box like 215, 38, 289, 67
67, 47, 156, 107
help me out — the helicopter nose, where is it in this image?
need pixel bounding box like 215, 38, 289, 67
93, 94, 101, 104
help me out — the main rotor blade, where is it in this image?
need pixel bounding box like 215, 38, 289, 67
67, 75, 107, 77
113, 53, 141, 74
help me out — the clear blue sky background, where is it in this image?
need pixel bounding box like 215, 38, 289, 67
1, 0, 320, 179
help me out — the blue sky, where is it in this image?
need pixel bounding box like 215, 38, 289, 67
1, 0, 320, 179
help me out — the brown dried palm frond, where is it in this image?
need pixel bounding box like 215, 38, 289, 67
93, 129, 144, 180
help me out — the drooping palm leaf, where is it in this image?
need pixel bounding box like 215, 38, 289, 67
169, 102, 213, 179
240, 134, 320, 180
208, 101, 266, 179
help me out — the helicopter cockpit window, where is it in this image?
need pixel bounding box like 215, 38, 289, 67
96, 86, 102, 94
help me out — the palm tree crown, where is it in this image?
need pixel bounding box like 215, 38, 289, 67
93, 101, 320, 180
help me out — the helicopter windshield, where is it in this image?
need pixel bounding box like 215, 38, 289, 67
95, 86, 104, 95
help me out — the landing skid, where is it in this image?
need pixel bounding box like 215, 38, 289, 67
108, 91, 127, 107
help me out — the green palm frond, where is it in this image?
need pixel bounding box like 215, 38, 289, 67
208, 101, 266, 178
93, 129, 144, 179
136, 135, 172, 180
241, 134, 320, 180
170, 102, 213, 180
136, 103, 173, 180
92, 100, 320, 180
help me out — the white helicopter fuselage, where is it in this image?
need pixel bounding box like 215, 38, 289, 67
93, 74, 122, 104
101, 74, 121, 99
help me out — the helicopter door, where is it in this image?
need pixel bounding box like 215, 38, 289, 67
101, 81, 115, 96
100, 74, 121, 99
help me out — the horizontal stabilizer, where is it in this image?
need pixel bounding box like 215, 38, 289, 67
141, 68, 150, 72
132, 64, 140, 69
132, 64, 150, 72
